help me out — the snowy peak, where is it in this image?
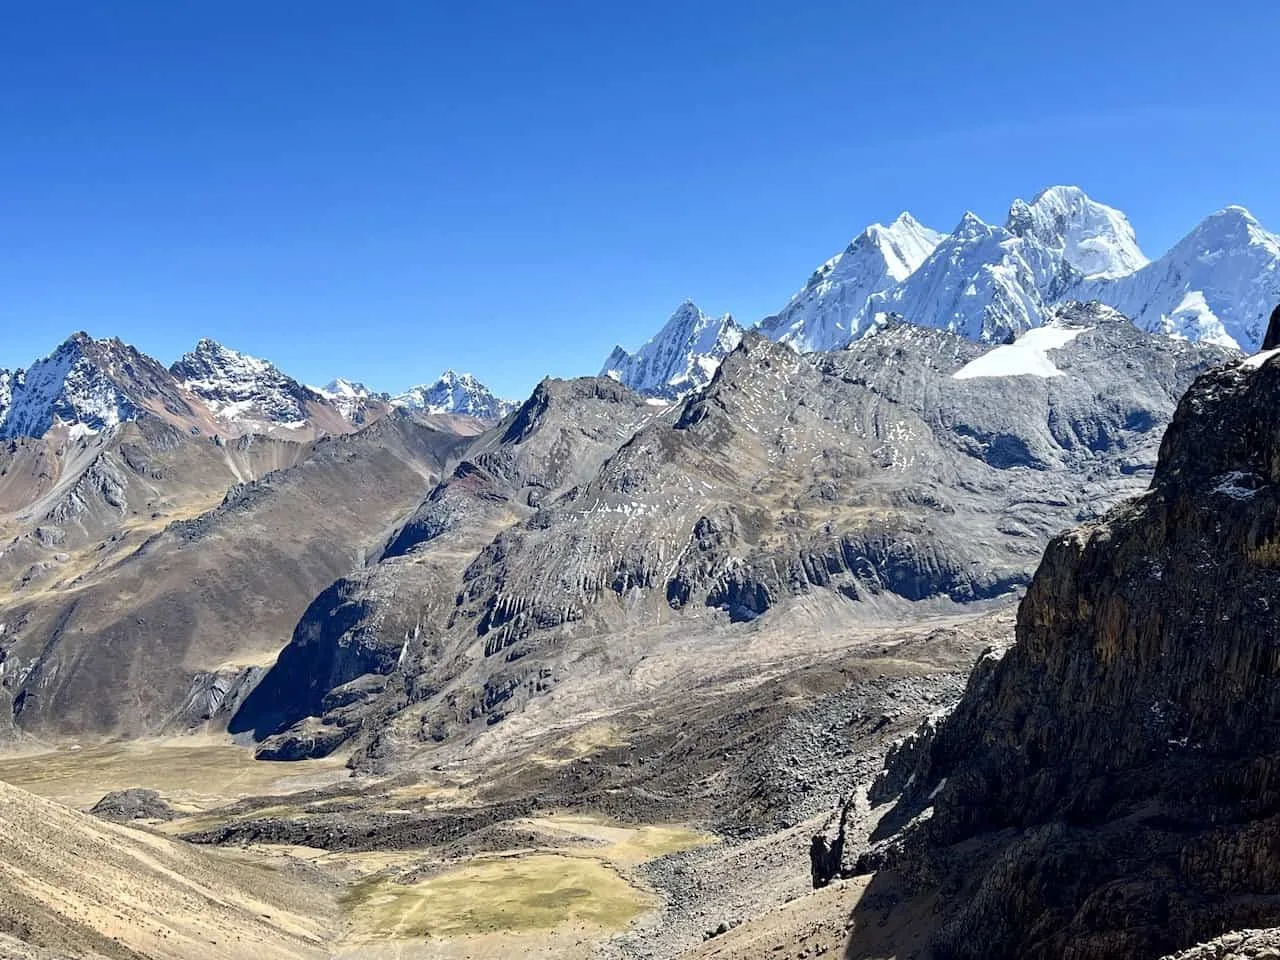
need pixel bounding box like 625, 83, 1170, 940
952, 210, 995, 241
1083, 204, 1280, 352
1169, 204, 1277, 260
0, 332, 204, 440
601, 300, 744, 398
860, 212, 945, 282
170, 339, 323, 431
757, 213, 945, 353
0, 333, 507, 441
392, 370, 516, 420
322, 377, 373, 399
871, 211, 1056, 343
312, 378, 391, 425
1006, 185, 1147, 279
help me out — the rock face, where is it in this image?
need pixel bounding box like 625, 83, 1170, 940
1263, 305, 1280, 352
232, 376, 662, 758
852, 346, 1280, 959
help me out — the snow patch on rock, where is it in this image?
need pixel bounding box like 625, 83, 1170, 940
953, 325, 1090, 380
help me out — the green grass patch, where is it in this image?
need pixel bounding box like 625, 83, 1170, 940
342, 853, 651, 941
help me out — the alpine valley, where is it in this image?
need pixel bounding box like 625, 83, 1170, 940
4, 186, 1280, 960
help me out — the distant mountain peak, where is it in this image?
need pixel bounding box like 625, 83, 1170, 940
953, 211, 994, 240
753, 212, 944, 356
600, 301, 743, 398
322, 377, 371, 398
391, 370, 515, 420
0, 333, 199, 440
1179, 204, 1272, 248
171, 340, 320, 431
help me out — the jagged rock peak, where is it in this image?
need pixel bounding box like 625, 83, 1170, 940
500, 375, 638, 445
600, 300, 743, 398
0, 332, 194, 440
171, 338, 318, 429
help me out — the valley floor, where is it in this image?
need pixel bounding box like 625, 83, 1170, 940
0, 605, 1014, 960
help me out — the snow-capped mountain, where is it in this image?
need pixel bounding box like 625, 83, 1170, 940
606, 186, 1280, 396
1006, 184, 1148, 280
0, 331, 518, 441
313, 378, 390, 424
170, 339, 343, 434
601, 300, 743, 398
870, 187, 1146, 344
0, 333, 206, 440
758, 212, 943, 352
1083, 205, 1280, 349
868, 210, 1065, 343
391, 370, 517, 420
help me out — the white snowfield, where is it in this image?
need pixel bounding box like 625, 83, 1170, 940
952, 326, 1091, 380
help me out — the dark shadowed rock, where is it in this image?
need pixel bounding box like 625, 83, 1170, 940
1263, 303, 1280, 351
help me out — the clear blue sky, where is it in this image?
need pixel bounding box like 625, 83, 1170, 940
1, 0, 1277, 399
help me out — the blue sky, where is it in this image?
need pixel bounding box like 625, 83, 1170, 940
1, 0, 1277, 398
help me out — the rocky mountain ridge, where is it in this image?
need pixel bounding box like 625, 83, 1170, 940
234, 303, 1233, 765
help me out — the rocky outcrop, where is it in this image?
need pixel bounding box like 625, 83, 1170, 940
89, 789, 175, 823
851, 346, 1280, 959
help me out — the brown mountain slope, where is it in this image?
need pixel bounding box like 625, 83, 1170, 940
0, 419, 315, 598
230, 376, 665, 759
0, 778, 332, 959
0, 413, 468, 740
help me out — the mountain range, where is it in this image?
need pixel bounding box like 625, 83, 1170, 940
0, 334, 516, 443
6, 183, 1280, 960
602, 185, 1280, 396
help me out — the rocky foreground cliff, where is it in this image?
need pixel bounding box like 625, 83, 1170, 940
849, 341, 1280, 957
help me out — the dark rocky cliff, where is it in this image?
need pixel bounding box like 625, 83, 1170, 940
852, 345, 1280, 958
